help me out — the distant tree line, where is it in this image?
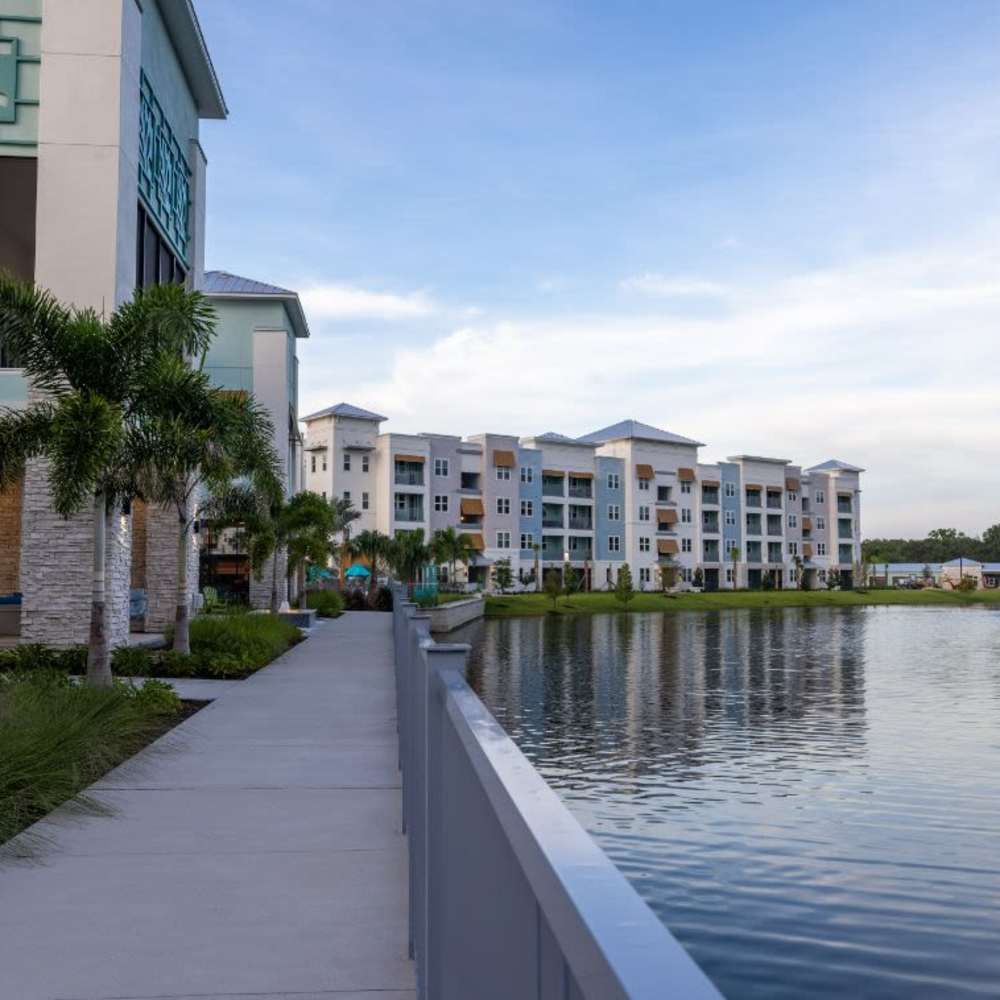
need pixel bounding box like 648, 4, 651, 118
862, 526, 1000, 564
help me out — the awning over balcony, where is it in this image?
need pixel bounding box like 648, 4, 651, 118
657, 508, 678, 524
657, 539, 679, 555
803, 543, 813, 557
744, 482, 762, 490
837, 490, 853, 497
635, 463, 654, 479
568, 471, 594, 480
492, 449, 515, 467
786, 477, 800, 490
542, 469, 565, 477
677, 467, 695, 481
802, 516, 812, 530
701, 479, 720, 487
461, 532, 485, 551
395, 453, 425, 463
460, 498, 484, 516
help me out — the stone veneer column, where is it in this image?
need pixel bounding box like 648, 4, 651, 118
249, 549, 288, 610
143, 503, 199, 633
19, 457, 130, 648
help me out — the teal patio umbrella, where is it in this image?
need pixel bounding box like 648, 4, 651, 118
345, 564, 371, 580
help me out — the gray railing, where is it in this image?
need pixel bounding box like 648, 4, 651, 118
392, 589, 722, 1000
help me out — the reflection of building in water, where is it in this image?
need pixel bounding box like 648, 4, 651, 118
466, 610, 868, 787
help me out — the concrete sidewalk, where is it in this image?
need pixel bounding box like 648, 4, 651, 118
0, 612, 415, 1000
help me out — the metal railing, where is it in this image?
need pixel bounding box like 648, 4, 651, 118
392, 591, 721, 1000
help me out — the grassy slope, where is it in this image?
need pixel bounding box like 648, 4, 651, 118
485, 588, 1000, 617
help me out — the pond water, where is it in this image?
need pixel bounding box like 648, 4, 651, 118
456, 606, 1000, 999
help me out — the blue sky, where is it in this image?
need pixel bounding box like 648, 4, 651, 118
197, 1, 1000, 536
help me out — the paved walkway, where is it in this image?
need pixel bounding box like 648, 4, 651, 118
0, 612, 415, 1000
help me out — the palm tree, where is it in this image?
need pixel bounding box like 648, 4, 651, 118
430, 526, 474, 590
387, 529, 430, 589
346, 528, 390, 598
0, 277, 215, 686
532, 542, 541, 593
132, 357, 282, 653
730, 544, 741, 590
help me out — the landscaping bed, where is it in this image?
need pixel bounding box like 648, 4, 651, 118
0, 670, 200, 844
485, 588, 1000, 617
0, 612, 304, 681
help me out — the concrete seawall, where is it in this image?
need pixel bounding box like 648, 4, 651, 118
428, 595, 485, 633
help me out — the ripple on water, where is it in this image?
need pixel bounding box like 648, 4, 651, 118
462, 606, 1000, 999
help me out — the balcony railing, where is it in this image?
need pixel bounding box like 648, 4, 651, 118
766, 495, 783, 509
396, 509, 424, 523
568, 517, 593, 531
542, 518, 564, 529
701, 489, 720, 506
542, 483, 565, 498
392, 599, 721, 1000
568, 485, 593, 499
568, 548, 593, 561
839, 528, 854, 540
541, 548, 564, 562
395, 472, 424, 486
702, 518, 719, 534
838, 500, 853, 514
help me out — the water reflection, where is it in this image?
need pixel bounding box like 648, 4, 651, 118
459, 606, 1000, 999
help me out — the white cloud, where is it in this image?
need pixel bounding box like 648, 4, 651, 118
300, 283, 437, 320
297, 235, 1000, 536
619, 273, 730, 298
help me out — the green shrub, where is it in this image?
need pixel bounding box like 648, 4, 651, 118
306, 589, 345, 617
0, 672, 182, 844
111, 645, 155, 677
122, 677, 182, 716
414, 591, 439, 609
186, 611, 300, 675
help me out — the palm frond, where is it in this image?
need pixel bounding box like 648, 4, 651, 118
0, 402, 56, 488
0, 274, 72, 392
109, 283, 217, 363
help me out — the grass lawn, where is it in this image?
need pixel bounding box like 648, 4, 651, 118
485, 588, 1000, 618
0, 672, 193, 845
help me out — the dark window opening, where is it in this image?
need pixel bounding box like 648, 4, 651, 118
135, 202, 187, 291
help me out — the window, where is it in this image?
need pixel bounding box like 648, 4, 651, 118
608, 535, 621, 553
681, 481, 692, 494
788, 514, 798, 528
310, 455, 316, 473
343, 454, 351, 472
638, 477, 650, 491
496, 497, 511, 515
724, 510, 736, 526
681, 508, 692, 524
681, 568, 693, 583
434, 458, 449, 477
608, 504, 620, 521
135, 202, 187, 290
789, 568, 797, 583
395, 494, 407, 511
682, 538, 692, 553
788, 490, 798, 502
639, 536, 650, 553
362, 492, 369, 510
362, 455, 369, 473
521, 466, 534, 484
639, 567, 651, 584
322, 455, 327, 472
521, 532, 534, 550
497, 531, 511, 549
638, 506, 650, 522
606, 567, 613, 584
607, 472, 620, 490
816, 516, 826, 530
726, 567, 734, 584
496, 466, 511, 481
817, 542, 827, 556
434, 495, 449, 512
815, 490, 825, 504
343, 491, 350, 503
788, 541, 798, 556
521, 499, 533, 517
724, 482, 736, 498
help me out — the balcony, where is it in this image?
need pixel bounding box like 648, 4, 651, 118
542, 476, 565, 498
767, 516, 782, 537
460, 472, 481, 493
766, 491, 783, 510
568, 505, 593, 531
702, 513, 719, 534
567, 542, 593, 562
767, 544, 783, 563
838, 520, 854, 540
541, 535, 564, 561
395, 505, 425, 523
568, 477, 593, 499
745, 490, 761, 508
745, 516, 762, 536
839, 545, 854, 564
701, 487, 720, 506
656, 486, 673, 504
703, 542, 720, 562
745, 544, 762, 563
395, 462, 424, 487
838, 497, 853, 514
542, 504, 564, 529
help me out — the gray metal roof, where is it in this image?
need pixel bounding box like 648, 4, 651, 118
726, 454, 792, 465
578, 419, 705, 448
807, 459, 866, 473
301, 402, 388, 423
160, 1, 227, 119
203, 271, 310, 339
529, 431, 596, 447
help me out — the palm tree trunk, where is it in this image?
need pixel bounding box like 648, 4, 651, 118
270, 547, 280, 614
173, 503, 191, 655
86, 491, 112, 688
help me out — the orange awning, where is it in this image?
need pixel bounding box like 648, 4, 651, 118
802, 516, 812, 530
542, 469, 565, 477
569, 471, 594, 480
786, 477, 800, 490
744, 483, 762, 490
837, 490, 853, 497
492, 449, 515, 467
803, 543, 813, 557
657, 508, 678, 524
461, 532, 485, 551
395, 453, 425, 463
460, 498, 484, 516
677, 467, 695, 481
657, 539, 679, 555
636, 463, 654, 479
701, 479, 720, 487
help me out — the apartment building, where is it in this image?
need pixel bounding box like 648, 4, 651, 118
301, 404, 865, 590
0, 0, 227, 644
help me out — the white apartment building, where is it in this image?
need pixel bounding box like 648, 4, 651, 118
301, 404, 865, 591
